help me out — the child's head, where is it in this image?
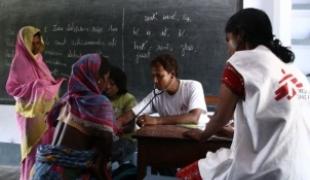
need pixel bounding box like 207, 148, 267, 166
105, 66, 128, 98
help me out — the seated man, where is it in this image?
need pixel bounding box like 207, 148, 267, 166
117, 54, 209, 129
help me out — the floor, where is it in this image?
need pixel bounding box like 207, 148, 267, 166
0, 165, 178, 180
0, 165, 19, 180
0, 143, 178, 180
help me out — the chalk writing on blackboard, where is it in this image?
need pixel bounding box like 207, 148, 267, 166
0, 0, 242, 104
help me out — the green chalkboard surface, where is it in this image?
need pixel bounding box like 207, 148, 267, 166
0, 0, 242, 104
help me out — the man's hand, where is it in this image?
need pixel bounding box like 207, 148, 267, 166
137, 114, 159, 127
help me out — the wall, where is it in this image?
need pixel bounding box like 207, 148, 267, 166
0, 105, 20, 165
244, 0, 310, 75
291, 0, 310, 75
243, 0, 292, 45
0, 105, 20, 143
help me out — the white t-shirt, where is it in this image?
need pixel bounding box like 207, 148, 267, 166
132, 80, 209, 127
198, 45, 310, 180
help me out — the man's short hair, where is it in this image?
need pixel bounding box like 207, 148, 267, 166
150, 54, 178, 77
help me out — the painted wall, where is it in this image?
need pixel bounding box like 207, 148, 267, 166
243, 0, 292, 45
244, 0, 310, 75
0, 105, 20, 165
0, 105, 20, 144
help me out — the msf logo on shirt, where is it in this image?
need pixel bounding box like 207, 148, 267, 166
274, 69, 303, 101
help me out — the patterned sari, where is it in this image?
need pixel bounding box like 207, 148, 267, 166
32, 54, 115, 180
5, 26, 63, 180
32, 145, 96, 180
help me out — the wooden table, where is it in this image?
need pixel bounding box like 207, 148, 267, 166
133, 125, 232, 179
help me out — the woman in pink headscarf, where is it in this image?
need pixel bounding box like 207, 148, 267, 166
6, 26, 64, 180
32, 54, 116, 180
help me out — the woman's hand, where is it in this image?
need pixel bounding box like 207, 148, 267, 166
183, 129, 204, 141
115, 119, 123, 130
215, 125, 234, 138
116, 110, 135, 129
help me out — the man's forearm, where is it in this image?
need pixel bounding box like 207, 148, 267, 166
157, 111, 200, 125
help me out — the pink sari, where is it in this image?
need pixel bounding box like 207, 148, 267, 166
5, 26, 64, 180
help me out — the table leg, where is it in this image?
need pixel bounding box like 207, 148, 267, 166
137, 144, 147, 180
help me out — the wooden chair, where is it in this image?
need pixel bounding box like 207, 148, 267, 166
205, 95, 220, 113
205, 95, 220, 106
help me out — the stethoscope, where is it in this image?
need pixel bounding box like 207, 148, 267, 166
134, 77, 174, 118
134, 86, 164, 118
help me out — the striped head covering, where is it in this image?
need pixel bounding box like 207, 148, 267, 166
48, 54, 116, 136
58, 54, 115, 134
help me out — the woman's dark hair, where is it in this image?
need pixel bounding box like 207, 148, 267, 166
99, 55, 110, 77
225, 8, 294, 63
109, 66, 128, 95
33, 31, 45, 52
151, 54, 178, 76
34, 31, 41, 37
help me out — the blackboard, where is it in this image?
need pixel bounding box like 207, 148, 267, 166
0, 0, 242, 104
